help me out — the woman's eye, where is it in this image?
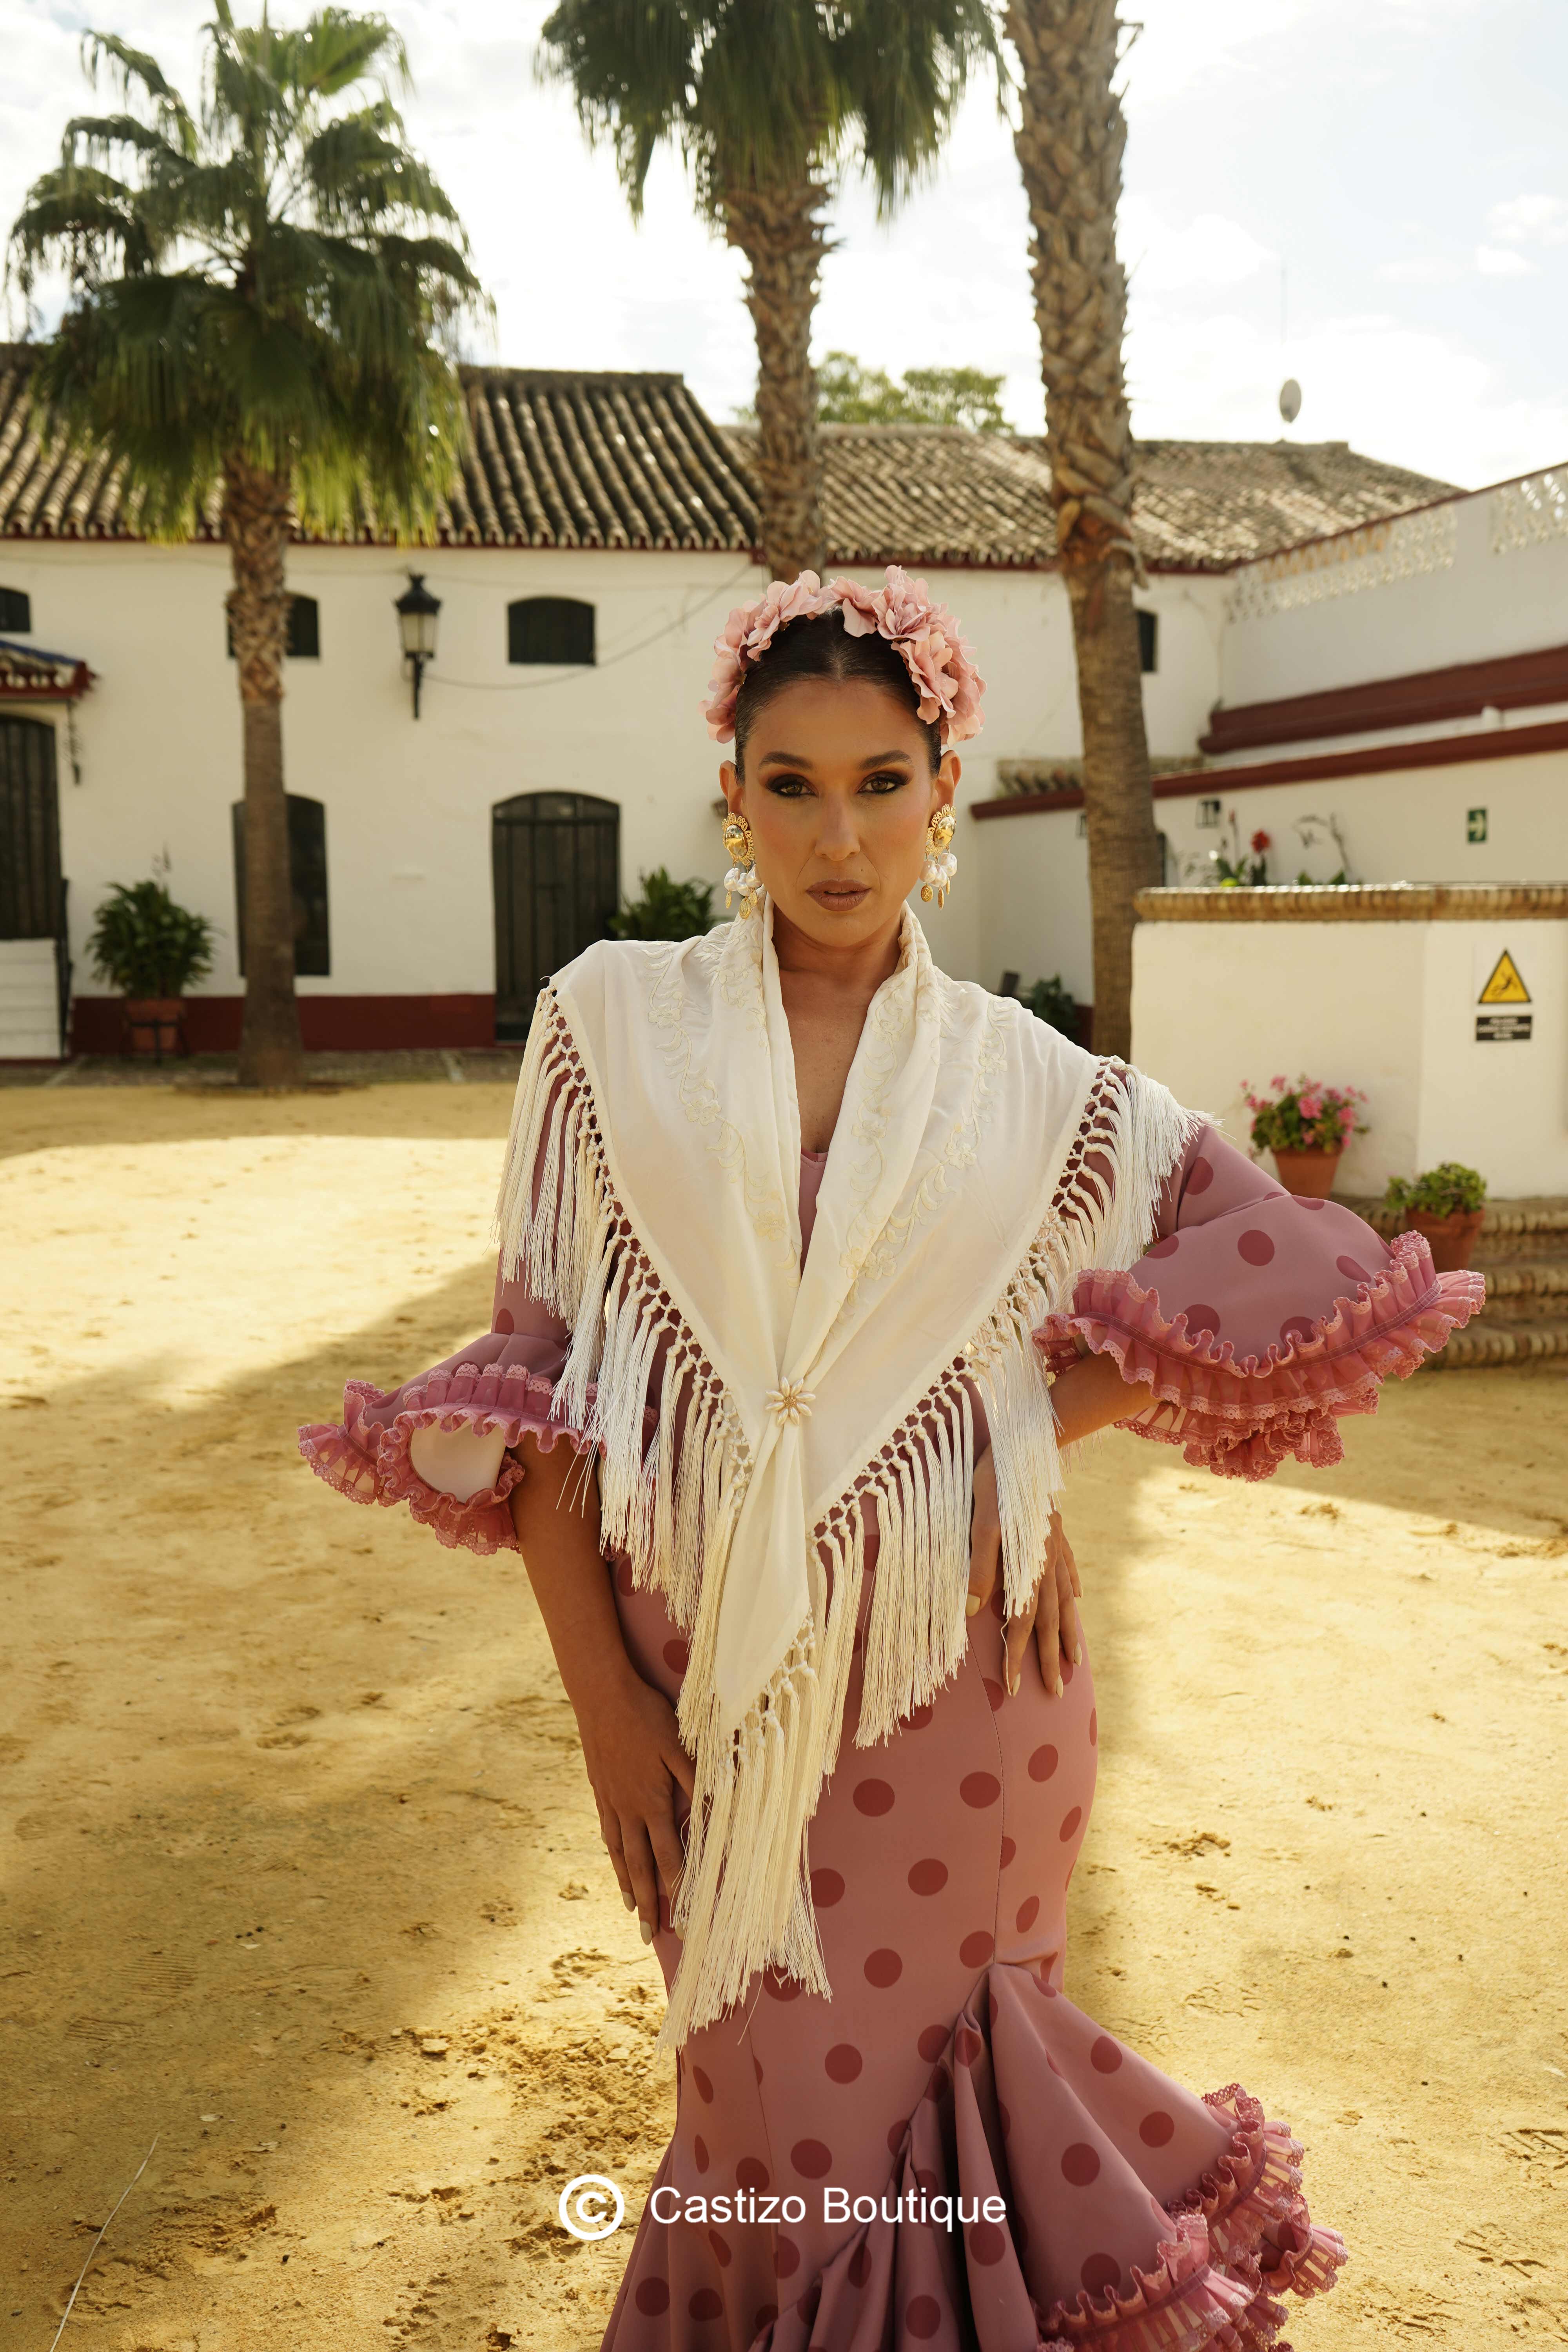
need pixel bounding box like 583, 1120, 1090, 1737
764, 774, 811, 797
861, 771, 907, 795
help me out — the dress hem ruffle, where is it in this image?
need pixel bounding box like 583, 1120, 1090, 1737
1033, 1231, 1484, 1481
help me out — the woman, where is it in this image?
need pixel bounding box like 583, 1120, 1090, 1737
300, 568, 1481, 2352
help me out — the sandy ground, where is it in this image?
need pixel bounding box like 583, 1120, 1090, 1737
4, 1078, 1567, 2352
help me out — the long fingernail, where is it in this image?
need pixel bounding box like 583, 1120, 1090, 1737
965, 1593, 982, 1618
1074, 1642, 1083, 1666
1053, 1673, 1063, 1697
1007, 1667, 1020, 1697
622, 1889, 637, 1911
640, 1918, 654, 1945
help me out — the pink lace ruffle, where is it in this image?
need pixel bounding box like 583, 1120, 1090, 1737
298, 1359, 594, 1557
1034, 1232, 1485, 1481
753, 1966, 1342, 2352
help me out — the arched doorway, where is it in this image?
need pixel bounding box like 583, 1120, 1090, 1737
492, 791, 619, 1038
0, 715, 67, 1056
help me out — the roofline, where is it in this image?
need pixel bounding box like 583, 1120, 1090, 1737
970, 712, 1568, 817
1223, 456, 1568, 574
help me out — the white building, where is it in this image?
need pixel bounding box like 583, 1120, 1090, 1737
2, 349, 1562, 1060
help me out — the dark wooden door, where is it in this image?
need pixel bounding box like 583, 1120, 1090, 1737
0, 716, 61, 940
492, 791, 619, 1038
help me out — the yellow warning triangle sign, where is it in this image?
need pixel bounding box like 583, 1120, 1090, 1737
1478, 949, 1531, 1005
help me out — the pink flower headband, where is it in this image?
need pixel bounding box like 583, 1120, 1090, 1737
702, 564, 986, 748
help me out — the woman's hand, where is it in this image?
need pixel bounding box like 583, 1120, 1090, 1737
574, 1662, 695, 1945
967, 1445, 1082, 1699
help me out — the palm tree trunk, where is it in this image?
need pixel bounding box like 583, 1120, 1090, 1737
1007, 0, 1162, 1061
223, 455, 304, 1089
723, 178, 830, 581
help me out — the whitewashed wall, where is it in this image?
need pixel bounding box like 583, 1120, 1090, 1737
1131, 913, 1568, 1196
1220, 475, 1568, 707
0, 544, 1221, 1003
971, 742, 1568, 1011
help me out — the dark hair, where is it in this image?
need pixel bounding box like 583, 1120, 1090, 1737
733, 612, 942, 775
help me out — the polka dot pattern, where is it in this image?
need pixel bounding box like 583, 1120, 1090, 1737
908, 1858, 948, 1896
691, 2065, 713, 2104
960, 1771, 1000, 1809
775, 2237, 800, 2278
1082, 2253, 1121, 2298
708, 2229, 731, 2268
906, 2296, 942, 2339
688, 2287, 722, 2321
825, 2044, 862, 2083
1061, 2142, 1101, 2187
969, 2218, 1007, 2265
1185, 1156, 1215, 1195
1337, 1255, 1368, 1285
736, 2156, 769, 2194
1280, 1314, 1318, 1347
917, 2024, 949, 2063
693, 2133, 709, 2174
493, 1307, 515, 1334
1059, 1806, 1083, 1842
635, 2278, 670, 2315
864, 1948, 903, 1988
848, 2243, 872, 2290
853, 1778, 894, 1817
999, 1835, 1016, 1868
1016, 1895, 1040, 1932
1089, 1707, 1098, 1747
662, 1637, 689, 1675
1091, 2035, 1123, 2072
1183, 1302, 1221, 1338
1145, 1234, 1180, 1259
1237, 1227, 1275, 1266
959, 1930, 994, 1969
983, 1676, 1005, 1712
791, 2139, 833, 2178
1028, 1744, 1059, 1782
810, 1867, 845, 1907
1140, 2109, 1176, 2147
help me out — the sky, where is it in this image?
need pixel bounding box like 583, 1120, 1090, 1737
4, 0, 1567, 490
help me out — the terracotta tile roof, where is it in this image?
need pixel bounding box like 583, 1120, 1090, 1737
721, 425, 1457, 573
0, 354, 757, 551
0, 342, 1454, 568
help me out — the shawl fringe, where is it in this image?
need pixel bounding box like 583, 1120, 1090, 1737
494, 993, 1198, 2047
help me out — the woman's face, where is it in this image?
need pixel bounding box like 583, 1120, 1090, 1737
720, 677, 959, 953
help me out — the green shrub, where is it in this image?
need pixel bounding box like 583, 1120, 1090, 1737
607, 867, 715, 941
1383, 1162, 1487, 1219
87, 880, 216, 997
1026, 973, 1078, 1038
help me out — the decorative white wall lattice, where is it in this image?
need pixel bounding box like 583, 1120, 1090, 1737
1225, 505, 1458, 622
1490, 470, 1568, 555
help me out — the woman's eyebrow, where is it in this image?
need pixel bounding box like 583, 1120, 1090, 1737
756, 749, 816, 769
858, 750, 915, 768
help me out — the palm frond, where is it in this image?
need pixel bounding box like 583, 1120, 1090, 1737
302, 116, 461, 232
81, 31, 197, 154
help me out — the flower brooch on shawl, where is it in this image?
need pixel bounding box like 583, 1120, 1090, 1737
701, 565, 986, 748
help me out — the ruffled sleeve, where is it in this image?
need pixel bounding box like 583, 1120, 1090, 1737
1034, 1124, 1485, 1480
296, 1253, 594, 1555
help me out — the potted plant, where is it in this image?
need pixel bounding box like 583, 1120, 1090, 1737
607, 867, 715, 940
1383, 1163, 1488, 1272
87, 879, 216, 1059
1242, 1074, 1367, 1199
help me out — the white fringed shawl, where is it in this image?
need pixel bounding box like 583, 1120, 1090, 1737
495, 903, 1195, 2048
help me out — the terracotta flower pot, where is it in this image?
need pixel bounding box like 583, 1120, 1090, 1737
123, 996, 185, 1059
1403, 1207, 1486, 1273
1271, 1147, 1342, 1200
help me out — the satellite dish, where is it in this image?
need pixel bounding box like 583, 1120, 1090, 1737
1279, 377, 1303, 425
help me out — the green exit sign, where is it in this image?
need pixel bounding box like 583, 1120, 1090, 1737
1466, 807, 1488, 843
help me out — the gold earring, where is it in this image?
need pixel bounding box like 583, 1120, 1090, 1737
920, 808, 957, 907
722, 810, 764, 919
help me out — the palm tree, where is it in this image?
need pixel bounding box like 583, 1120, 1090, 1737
537, 0, 999, 583
1007, 0, 1159, 1060
9, 5, 485, 1087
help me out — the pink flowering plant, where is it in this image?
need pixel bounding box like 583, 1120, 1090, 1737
702, 564, 986, 746
1242, 1074, 1367, 1154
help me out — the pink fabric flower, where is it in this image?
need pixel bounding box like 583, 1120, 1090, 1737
700, 563, 987, 747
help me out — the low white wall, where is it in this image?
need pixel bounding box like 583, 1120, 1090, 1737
0, 938, 60, 1058
1131, 913, 1568, 1197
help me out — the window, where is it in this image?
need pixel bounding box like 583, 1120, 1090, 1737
1137, 609, 1158, 673
226, 595, 320, 659
231, 795, 330, 975
508, 597, 595, 667
0, 587, 32, 634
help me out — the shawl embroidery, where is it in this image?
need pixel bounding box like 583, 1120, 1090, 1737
494, 908, 1196, 2048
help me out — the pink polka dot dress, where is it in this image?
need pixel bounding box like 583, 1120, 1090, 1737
300, 1123, 1483, 2351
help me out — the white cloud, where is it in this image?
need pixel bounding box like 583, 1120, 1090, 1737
1487, 193, 1568, 245
1376, 256, 1465, 284
1474, 243, 1538, 277
1121, 205, 1277, 294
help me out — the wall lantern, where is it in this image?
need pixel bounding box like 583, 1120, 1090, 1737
394, 572, 441, 717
